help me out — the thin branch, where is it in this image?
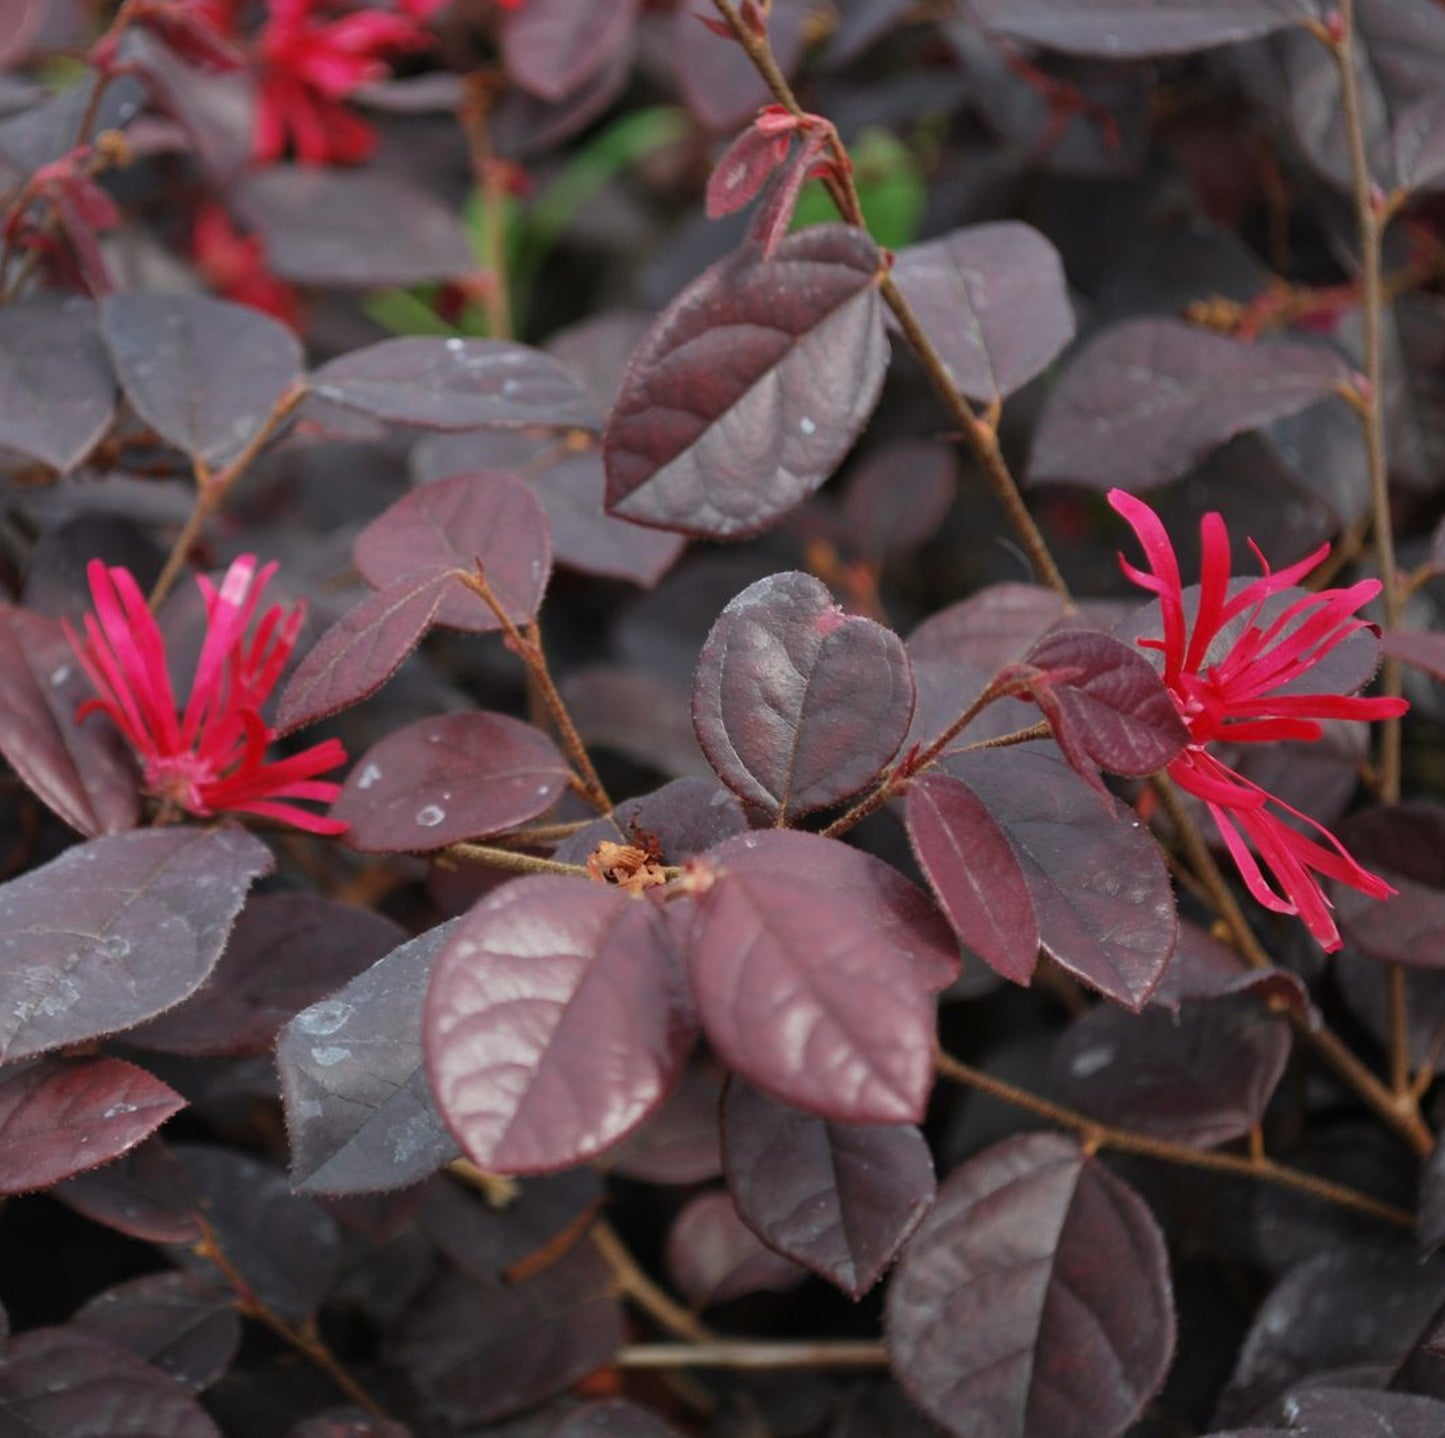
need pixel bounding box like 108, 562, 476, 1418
618, 1342, 891, 1370
447, 842, 593, 878
592, 1220, 716, 1344
459, 72, 515, 341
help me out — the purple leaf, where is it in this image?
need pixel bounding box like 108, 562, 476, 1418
553, 776, 750, 868
1396, 93, 1445, 195
289, 1413, 412, 1438
54, 1138, 203, 1245
604, 226, 889, 539
1152, 922, 1312, 1019
310, 340, 599, 433
887, 1133, 1175, 1438
334, 712, 571, 853
1026, 319, 1351, 492
0, 295, 114, 472
1422, 1138, 1445, 1252
353, 472, 552, 633
426, 877, 694, 1173
550, 1400, 684, 1438
0, 1328, 223, 1437
721, 1078, 936, 1299
1384, 627, 1445, 681
501, 0, 640, 103
277, 921, 463, 1195
1275, 1390, 1445, 1436
275, 569, 451, 735
99, 293, 301, 471
840, 440, 958, 561
0, 603, 140, 836
666, 1189, 808, 1308
0, 1056, 184, 1193
0, 0, 41, 68
231, 166, 474, 286
905, 772, 1040, 986
946, 750, 1176, 1010
0, 826, 272, 1062
891, 224, 1075, 403
673, 0, 808, 131
692, 572, 915, 819
689, 830, 956, 1124
1331, 805, 1445, 968
606, 1061, 725, 1185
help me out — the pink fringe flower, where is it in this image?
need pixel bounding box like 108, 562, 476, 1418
1109, 488, 1407, 951
67, 557, 347, 835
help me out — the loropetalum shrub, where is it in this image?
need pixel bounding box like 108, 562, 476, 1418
7, 0, 1445, 1434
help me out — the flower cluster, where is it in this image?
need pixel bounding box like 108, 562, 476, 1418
1109, 488, 1407, 951
68, 557, 347, 834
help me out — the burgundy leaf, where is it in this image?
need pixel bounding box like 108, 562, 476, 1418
909, 583, 1071, 673
689, 830, 955, 1124
0, 1328, 222, 1437
841, 440, 958, 561
310, 339, 598, 433
501, 0, 640, 103
721, 1077, 936, 1299
0, 295, 114, 472
0, 603, 139, 836
666, 1189, 808, 1308
604, 226, 889, 539
1151, 922, 1312, 1019
54, 1138, 203, 1245
692, 571, 915, 819
905, 772, 1040, 986
947, 749, 1176, 1010
707, 122, 792, 219
1422, 1137, 1445, 1252
553, 776, 750, 868
275, 569, 451, 735
550, 1400, 684, 1438
290, 1413, 412, 1438
72, 1272, 239, 1392
0, 0, 41, 68
1384, 627, 1445, 681
0, 1056, 183, 1193
1396, 93, 1445, 195
673, 0, 808, 131
1275, 1390, 1445, 1436
1026, 319, 1351, 492
0, 826, 272, 1062
99, 293, 301, 471
277, 920, 463, 1195
335, 712, 570, 853
606, 1061, 725, 1185
887, 1133, 1175, 1438
354, 471, 552, 634
560, 665, 706, 779
1331, 805, 1445, 968
891, 224, 1075, 403
749, 127, 830, 256
426, 877, 694, 1173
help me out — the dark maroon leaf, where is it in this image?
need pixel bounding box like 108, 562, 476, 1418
72, 1272, 240, 1392
502, 0, 640, 102
126, 895, 405, 1056
171, 1146, 338, 1323
54, 1138, 203, 1244
99, 293, 302, 471
910, 584, 1071, 672
1331, 805, 1445, 968
0, 295, 114, 472
231, 166, 474, 286
1277, 1388, 1445, 1435
666, 1189, 808, 1308
969, 0, 1315, 57
840, 441, 957, 561
0, 826, 272, 1062
605, 226, 889, 539
947, 749, 1176, 1010
1422, 1137, 1445, 1252
605, 1060, 725, 1184
905, 773, 1039, 986
310, 340, 598, 433
555, 778, 749, 871
891, 224, 1075, 403
1396, 93, 1445, 195
426, 877, 694, 1173
290, 1413, 412, 1438
673, 0, 808, 131
354, 472, 552, 634
721, 1078, 935, 1299
385, 1244, 623, 1427
550, 1400, 684, 1438
0, 603, 139, 836
1385, 628, 1445, 681
692, 572, 915, 819
689, 830, 956, 1124
1152, 922, 1312, 1019
275, 569, 451, 735
0, 1328, 222, 1437
277, 920, 463, 1195
334, 711, 570, 853
560, 665, 706, 779
1335, 952, 1445, 1076
830, 1382, 942, 1438
887, 1132, 1175, 1438
1026, 320, 1351, 492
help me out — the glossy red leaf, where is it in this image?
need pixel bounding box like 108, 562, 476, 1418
0, 1056, 183, 1193
501, 0, 640, 103
310, 339, 598, 433
1027, 319, 1351, 492
1331, 805, 1445, 968
947, 750, 1176, 1010
275, 569, 451, 735
666, 1189, 808, 1308
604, 226, 889, 539
54, 1138, 203, 1245
721, 1078, 935, 1299
277, 920, 462, 1195
426, 877, 694, 1173
0, 1328, 222, 1437
0, 826, 272, 1062
354, 472, 552, 633
905, 772, 1040, 986
100, 293, 301, 471
334, 712, 571, 853
692, 572, 915, 819
891, 224, 1074, 403
887, 1133, 1175, 1438
0, 295, 114, 472
689, 830, 955, 1124
707, 122, 792, 219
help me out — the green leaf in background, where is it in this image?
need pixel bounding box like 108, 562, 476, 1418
791, 128, 925, 250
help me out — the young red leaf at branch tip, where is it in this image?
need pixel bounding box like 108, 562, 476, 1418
67, 558, 348, 834
1109, 488, 1408, 951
